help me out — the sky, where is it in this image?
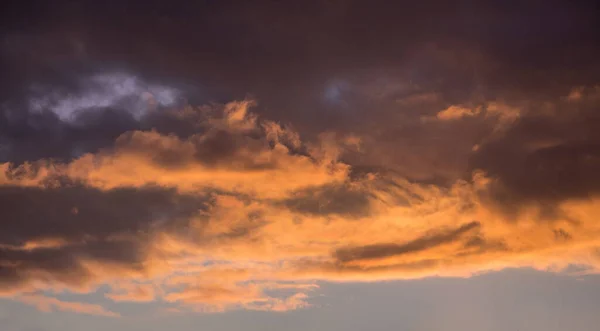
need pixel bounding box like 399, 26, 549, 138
1, 1, 600, 330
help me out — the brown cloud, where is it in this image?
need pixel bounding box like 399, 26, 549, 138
470, 91, 600, 217
282, 182, 375, 218
334, 221, 481, 263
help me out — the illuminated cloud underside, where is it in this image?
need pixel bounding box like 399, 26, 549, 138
0, 2, 598, 325
1, 84, 600, 316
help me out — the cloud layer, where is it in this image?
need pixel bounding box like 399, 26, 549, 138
1, 0, 600, 317
2, 89, 600, 314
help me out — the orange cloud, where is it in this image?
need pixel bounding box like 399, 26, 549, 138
1, 98, 600, 315
105, 282, 156, 302
436, 105, 481, 120
16, 295, 119, 317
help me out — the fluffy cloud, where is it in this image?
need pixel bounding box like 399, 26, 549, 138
1, 92, 600, 316
1, 0, 600, 320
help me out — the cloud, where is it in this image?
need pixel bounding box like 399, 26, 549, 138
105, 283, 156, 302
161, 271, 317, 313
0, 74, 182, 165
1, 101, 350, 200
1, 94, 600, 316
282, 182, 374, 218
28, 72, 180, 123
0, 183, 206, 293
435, 105, 481, 121
470, 94, 600, 216
334, 221, 481, 263
15, 295, 119, 317
1, 0, 600, 319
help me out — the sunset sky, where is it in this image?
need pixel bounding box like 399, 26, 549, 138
1, 1, 600, 330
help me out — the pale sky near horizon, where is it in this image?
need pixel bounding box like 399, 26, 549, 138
3, 269, 600, 331
2, 1, 600, 330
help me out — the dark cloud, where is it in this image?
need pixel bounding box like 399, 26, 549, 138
340, 109, 500, 183
334, 221, 481, 263
553, 229, 572, 241
1, 0, 599, 182
114, 123, 298, 172
0, 105, 139, 163
299, 257, 443, 275
0, 0, 599, 315
460, 235, 508, 256
470, 96, 600, 216
0, 68, 190, 164
0, 184, 204, 244
0, 183, 206, 290
282, 183, 375, 218
0, 241, 135, 290
2, 1, 599, 123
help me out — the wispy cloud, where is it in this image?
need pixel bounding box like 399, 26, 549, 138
28, 72, 180, 122
16, 295, 119, 317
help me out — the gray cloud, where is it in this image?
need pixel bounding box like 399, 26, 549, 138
0, 103, 140, 163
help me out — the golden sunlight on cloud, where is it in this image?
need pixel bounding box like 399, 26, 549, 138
436, 105, 481, 120
1, 101, 348, 199
1, 99, 600, 314
16, 295, 119, 317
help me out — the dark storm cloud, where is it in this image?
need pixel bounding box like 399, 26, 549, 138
334, 221, 481, 263
1, 0, 599, 177
3, 0, 599, 122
